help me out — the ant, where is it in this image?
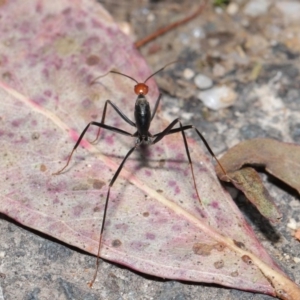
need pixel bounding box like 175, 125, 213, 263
53, 61, 227, 287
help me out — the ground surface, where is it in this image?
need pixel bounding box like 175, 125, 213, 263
1, 0, 300, 299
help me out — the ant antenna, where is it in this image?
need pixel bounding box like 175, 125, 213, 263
143, 60, 179, 83
90, 60, 180, 96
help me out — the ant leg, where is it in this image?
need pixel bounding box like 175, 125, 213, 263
152, 119, 203, 204
193, 126, 227, 176
90, 100, 136, 144
162, 125, 227, 176
88, 145, 138, 287
152, 118, 181, 144
53, 122, 134, 175
178, 121, 203, 204
151, 94, 162, 121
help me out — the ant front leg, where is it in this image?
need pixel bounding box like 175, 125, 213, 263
53, 122, 135, 175
90, 100, 136, 144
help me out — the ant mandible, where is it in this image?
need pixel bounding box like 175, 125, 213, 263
53, 61, 227, 287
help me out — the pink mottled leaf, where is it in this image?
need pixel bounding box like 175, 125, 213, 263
1, 1, 300, 299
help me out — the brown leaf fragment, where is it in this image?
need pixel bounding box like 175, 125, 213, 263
227, 167, 282, 223
294, 229, 300, 242
216, 138, 300, 193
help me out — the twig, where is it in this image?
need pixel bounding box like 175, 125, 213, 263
134, 0, 209, 49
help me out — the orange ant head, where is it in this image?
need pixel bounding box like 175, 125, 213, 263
134, 83, 149, 95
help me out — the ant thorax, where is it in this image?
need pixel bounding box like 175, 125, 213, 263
134, 95, 151, 137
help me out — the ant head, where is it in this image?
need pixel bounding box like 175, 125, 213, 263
134, 83, 149, 95
132, 60, 179, 95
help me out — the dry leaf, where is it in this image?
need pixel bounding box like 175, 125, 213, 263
216, 138, 300, 193
220, 167, 282, 223
215, 138, 300, 223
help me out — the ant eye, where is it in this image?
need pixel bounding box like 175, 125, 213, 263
134, 83, 149, 95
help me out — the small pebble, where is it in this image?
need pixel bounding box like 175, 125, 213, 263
181, 112, 194, 120
212, 63, 226, 77
287, 218, 297, 230
244, 0, 271, 17
208, 38, 220, 47
147, 13, 155, 22
194, 74, 213, 89
193, 27, 205, 39
290, 199, 300, 207
171, 107, 180, 114
183, 68, 195, 80
118, 22, 133, 37
276, 1, 300, 21
197, 85, 237, 110
215, 6, 223, 15
227, 3, 239, 15
293, 257, 300, 263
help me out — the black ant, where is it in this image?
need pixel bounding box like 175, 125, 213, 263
53, 62, 227, 287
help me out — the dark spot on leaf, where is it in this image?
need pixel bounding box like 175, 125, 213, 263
230, 271, 239, 277
156, 189, 163, 193
241, 255, 253, 265
31, 120, 37, 126
75, 21, 85, 30
81, 98, 92, 107
214, 242, 226, 251
192, 243, 213, 256
44, 90, 52, 97
159, 159, 165, 167
143, 212, 149, 217
86, 55, 100, 66
2, 71, 12, 80
40, 164, 47, 172
72, 184, 89, 191
93, 206, 101, 212
33, 96, 46, 105
276, 290, 288, 298
145, 170, 151, 177
214, 260, 224, 269
168, 180, 176, 187
146, 233, 155, 240
93, 179, 105, 190
91, 114, 98, 119
233, 240, 246, 249
112, 239, 122, 248
31, 132, 40, 140
211, 201, 219, 209
12, 119, 22, 127
72, 205, 83, 217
